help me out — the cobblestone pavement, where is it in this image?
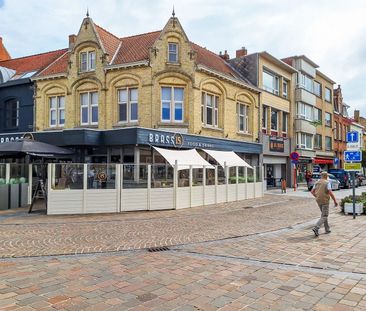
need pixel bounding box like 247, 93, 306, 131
2, 194, 366, 310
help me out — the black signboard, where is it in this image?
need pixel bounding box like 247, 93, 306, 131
269, 137, 284, 152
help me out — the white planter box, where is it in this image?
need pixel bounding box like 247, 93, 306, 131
344, 203, 364, 215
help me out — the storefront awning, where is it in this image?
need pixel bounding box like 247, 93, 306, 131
153, 146, 214, 170
202, 149, 252, 168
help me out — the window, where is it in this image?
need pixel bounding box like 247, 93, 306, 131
80, 51, 96, 72
325, 87, 331, 102
161, 87, 184, 122
313, 108, 322, 122
314, 134, 322, 149
335, 121, 339, 140
297, 133, 313, 149
201, 92, 219, 127
298, 73, 313, 93
4, 99, 19, 128
282, 80, 288, 98
262, 105, 268, 132
263, 70, 279, 95
297, 102, 313, 121
49, 96, 65, 127
325, 112, 332, 127
325, 136, 332, 150
118, 88, 138, 123
282, 112, 288, 133
271, 109, 279, 132
80, 92, 98, 125
314, 81, 322, 97
237, 103, 249, 133
168, 43, 178, 63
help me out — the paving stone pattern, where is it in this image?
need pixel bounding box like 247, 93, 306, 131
1, 194, 366, 310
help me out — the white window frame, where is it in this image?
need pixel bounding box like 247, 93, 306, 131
325, 112, 332, 127
168, 43, 178, 63
161, 87, 184, 123
80, 51, 96, 72
271, 109, 279, 132
263, 70, 279, 95
262, 105, 268, 131
282, 112, 288, 134
325, 136, 332, 150
297, 73, 314, 93
118, 88, 138, 123
314, 81, 322, 97
313, 107, 322, 122
282, 80, 288, 98
80, 92, 98, 126
201, 92, 219, 127
297, 133, 313, 150
297, 102, 313, 121
49, 96, 65, 127
237, 102, 249, 133
325, 87, 332, 102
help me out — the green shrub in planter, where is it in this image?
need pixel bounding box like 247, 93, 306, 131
340, 195, 366, 213
19, 177, 27, 183
0, 178, 5, 185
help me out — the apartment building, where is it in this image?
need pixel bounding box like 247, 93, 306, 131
230, 50, 296, 187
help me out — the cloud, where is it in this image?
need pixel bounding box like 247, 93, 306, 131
1, 0, 365, 116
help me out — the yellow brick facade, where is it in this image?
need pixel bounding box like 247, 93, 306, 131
34, 16, 260, 145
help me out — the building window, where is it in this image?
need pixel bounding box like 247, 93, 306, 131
118, 88, 138, 123
282, 80, 288, 98
297, 133, 313, 149
168, 43, 178, 63
237, 103, 249, 133
80, 51, 96, 72
271, 109, 279, 132
4, 99, 19, 128
282, 112, 288, 133
201, 92, 219, 127
313, 108, 322, 122
161, 87, 184, 122
298, 73, 313, 93
262, 105, 268, 133
314, 81, 322, 97
314, 134, 322, 149
80, 92, 98, 125
325, 136, 332, 150
325, 87, 331, 102
335, 121, 339, 140
325, 112, 332, 127
263, 70, 279, 95
49, 96, 65, 127
297, 102, 313, 121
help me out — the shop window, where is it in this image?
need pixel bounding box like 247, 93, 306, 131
80, 51, 96, 72
49, 96, 65, 127
237, 102, 249, 133
80, 92, 98, 125
161, 87, 184, 122
3, 98, 19, 129
168, 43, 178, 63
201, 92, 219, 127
118, 88, 138, 123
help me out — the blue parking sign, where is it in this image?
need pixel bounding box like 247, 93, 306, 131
347, 131, 359, 143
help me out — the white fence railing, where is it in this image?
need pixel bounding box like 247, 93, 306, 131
47, 163, 264, 215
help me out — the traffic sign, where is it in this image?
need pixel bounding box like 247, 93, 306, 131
347, 142, 361, 150
344, 162, 362, 171
347, 131, 359, 143
290, 152, 299, 161
344, 150, 362, 162
334, 158, 339, 165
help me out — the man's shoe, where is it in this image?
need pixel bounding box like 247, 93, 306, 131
312, 227, 319, 237
325, 230, 331, 234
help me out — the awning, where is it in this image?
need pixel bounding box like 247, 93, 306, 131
202, 149, 252, 168
153, 146, 214, 170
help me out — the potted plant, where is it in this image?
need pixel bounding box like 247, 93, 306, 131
340, 194, 366, 215
0, 178, 8, 210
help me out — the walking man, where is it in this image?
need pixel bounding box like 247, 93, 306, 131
311, 171, 338, 236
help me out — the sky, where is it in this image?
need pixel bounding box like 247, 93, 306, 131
1, 0, 365, 117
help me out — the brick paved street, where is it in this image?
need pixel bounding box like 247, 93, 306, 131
1, 194, 366, 310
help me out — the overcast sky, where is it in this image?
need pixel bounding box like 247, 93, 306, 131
1, 0, 365, 117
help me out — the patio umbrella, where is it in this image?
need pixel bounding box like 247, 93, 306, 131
0, 138, 73, 157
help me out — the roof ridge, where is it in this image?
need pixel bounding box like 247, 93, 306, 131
94, 24, 121, 40
0, 48, 68, 64
121, 30, 161, 40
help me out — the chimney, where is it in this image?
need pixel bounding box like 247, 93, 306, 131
236, 47, 247, 58
354, 110, 360, 122
69, 34, 76, 49
219, 50, 230, 61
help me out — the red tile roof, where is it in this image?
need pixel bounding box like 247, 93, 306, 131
0, 48, 68, 75
112, 31, 160, 64
94, 24, 121, 60
37, 51, 69, 77
0, 37, 11, 61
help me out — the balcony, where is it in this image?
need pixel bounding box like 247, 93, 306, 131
295, 59, 316, 77
295, 119, 316, 135
296, 89, 316, 106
